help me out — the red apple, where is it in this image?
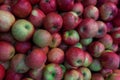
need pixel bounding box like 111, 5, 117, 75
12, 0, 32, 18
0, 64, 5, 80
91, 73, 104, 80
62, 12, 80, 30
0, 41, 15, 62
63, 30, 80, 45
39, 0, 56, 14
0, 61, 10, 70
64, 61, 78, 69
78, 18, 98, 38
100, 68, 113, 78
28, 8, 45, 28
80, 0, 97, 6
40, 46, 49, 54
0, 10, 15, 32
66, 47, 85, 67
84, 5, 99, 20
56, 0, 74, 11
0, 4, 11, 12
29, 0, 40, 5
25, 49, 47, 69
43, 12, 63, 33
109, 43, 118, 52
106, 22, 113, 32
15, 41, 32, 54
47, 48, 64, 64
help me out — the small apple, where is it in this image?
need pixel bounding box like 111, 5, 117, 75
33, 29, 52, 48
0, 64, 5, 80
0, 41, 15, 62
91, 73, 104, 80
11, 19, 34, 42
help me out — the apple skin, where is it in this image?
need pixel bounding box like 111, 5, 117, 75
80, 38, 93, 46
0, 10, 15, 32
83, 52, 93, 67
66, 47, 85, 67
28, 8, 45, 28
109, 43, 118, 52
95, 21, 107, 38
73, 42, 83, 49
78, 18, 98, 38
0, 41, 15, 62
43, 12, 63, 33
100, 68, 113, 78
10, 53, 29, 73
99, 51, 120, 69
48, 48, 64, 64
5, 69, 23, 80
33, 29, 52, 48
12, 0, 32, 18
0, 4, 11, 12
25, 49, 47, 69
106, 22, 113, 32
72, 2, 84, 16
63, 30, 80, 45
62, 12, 80, 30
80, 0, 97, 6
12, 19, 34, 42
88, 41, 105, 58
89, 59, 102, 72
99, 34, 113, 49
0, 61, 10, 70
64, 69, 83, 80
49, 33, 62, 48
22, 78, 34, 80
29, 0, 40, 5
91, 73, 104, 80
39, 0, 56, 14
56, 0, 74, 11
43, 63, 63, 80
99, 2, 118, 21
84, 5, 99, 20
0, 64, 5, 80
79, 67, 92, 80
64, 61, 78, 69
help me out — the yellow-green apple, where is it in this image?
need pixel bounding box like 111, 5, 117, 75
25, 49, 47, 69
91, 73, 104, 80
0, 10, 15, 32
39, 0, 56, 14
65, 47, 85, 67
11, 19, 34, 42
33, 29, 52, 48
28, 8, 45, 28
12, 0, 32, 18
43, 12, 63, 33
80, 38, 93, 46
0, 64, 5, 80
0, 41, 15, 62
63, 30, 80, 45
10, 53, 29, 73
43, 63, 63, 80
47, 48, 64, 64
77, 18, 98, 38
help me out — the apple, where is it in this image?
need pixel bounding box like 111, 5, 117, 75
89, 59, 102, 72
29, 0, 40, 5
0, 10, 15, 32
99, 51, 120, 69
100, 68, 113, 78
49, 33, 62, 48
15, 41, 32, 54
12, 0, 32, 18
28, 8, 45, 28
40, 46, 49, 54
64, 69, 83, 80
106, 22, 113, 32
43, 12, 63, 33
77, 18, 98, 38
25, 49, 47, 69
99, 34, 113, 49
11, 19, 34, 42
5, 69, 23, 80
63, 30, 80, 45
56, 0, 74, 11
62, 12, 80, 30
33, 29, 52, 48
84, 5, 99, 20
83, 52, 93, 67
10, 53, 29, 73
80, 0, 97, 6
0, 41, 15, 62
91, 73, 104, 80
72, 2, 84, 16
0, 61, 10, 70
39, 0, 56, 14
79, 67, 91, 80
88, 41, 105, 58
66, 47, 85, 67
22, 78, 34, 80
64, 61, 78, 69
109, 43, 118, 52
95, 21, 107, 38
80, 38, 93, 46
47, 48, 64, 64
0, 64, 5, 80
74, 42, 83, 49
43, 63, 63, 80
99, 2, 118, 21
0, 4, 11, 12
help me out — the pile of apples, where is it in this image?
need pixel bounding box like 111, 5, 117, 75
1, 0, 120, 80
